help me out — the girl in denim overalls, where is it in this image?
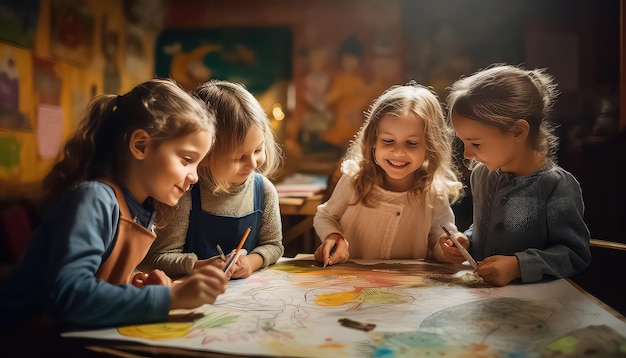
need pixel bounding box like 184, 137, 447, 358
140, 80, 284, 279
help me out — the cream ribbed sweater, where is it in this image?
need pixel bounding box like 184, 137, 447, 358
314, 174, 457, 261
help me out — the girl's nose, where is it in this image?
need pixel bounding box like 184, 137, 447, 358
391, 145, 406, 156
463, 145, 473, 158
187, 170, 199, 184
245, 155, 259, 169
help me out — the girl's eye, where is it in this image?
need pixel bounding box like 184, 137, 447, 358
254, 149, 262, 154
471, 143, 480, 148
381, 139, 394, 144
406, 141, 418, 147
183, 156, 192, 163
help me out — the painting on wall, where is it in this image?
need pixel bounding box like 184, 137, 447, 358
0, 0, 40, 48
290, 1, 404, 174
0, 44, 31, 130
155, 27, 292, 94
49, 0, 95, 65
155, 27, 292, 145
64, 255, 626, 357
293, 34, 402, 173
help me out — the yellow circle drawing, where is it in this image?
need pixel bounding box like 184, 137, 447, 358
118, 322, 194, 340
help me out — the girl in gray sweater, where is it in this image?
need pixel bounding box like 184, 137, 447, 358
441, 64, 591, 286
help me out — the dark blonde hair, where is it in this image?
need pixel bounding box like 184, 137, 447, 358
193, 80, 283, 193
42, 78, 215, 225
446, 63, 560, 165
343, 83, 463, 207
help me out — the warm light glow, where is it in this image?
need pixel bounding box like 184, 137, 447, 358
272, 103, 285, 121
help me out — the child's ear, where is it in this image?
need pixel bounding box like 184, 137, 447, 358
512, 119, 530, 141
129, 129, 151, 159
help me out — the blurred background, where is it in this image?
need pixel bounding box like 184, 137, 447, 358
0, 0, 622, 248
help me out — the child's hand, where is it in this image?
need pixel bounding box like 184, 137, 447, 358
170, 265, 228, 310
193, 256, 224, 271
475, 255, 521, 286
314, 234, 349, 267
437, 233, 469, 263
132, 269, 173, 287
132, 271, 148, 287
228, 251, 260, 279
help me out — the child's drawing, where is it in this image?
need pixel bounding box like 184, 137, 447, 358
64, 255, 626, 357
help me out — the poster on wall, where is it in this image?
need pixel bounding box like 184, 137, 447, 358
0, 44, 31, 130
49, 0, 95, 65
33, 56, 63, 159
124, 25, 151, 82
33, 56, 62, 106
154, 27, 292, 94
0, 135, 21, 179
37, 104, 63, 159
68, 68, 98, 129
0, 0, 40, 48
101, 16, 121, 94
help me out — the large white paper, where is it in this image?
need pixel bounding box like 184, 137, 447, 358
63, 255, 626, 357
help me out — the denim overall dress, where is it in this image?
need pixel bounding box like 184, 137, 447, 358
183, 173, 264, 259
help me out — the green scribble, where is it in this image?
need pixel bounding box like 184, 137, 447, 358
545, 335, 578, 355
195, 311, 239, 328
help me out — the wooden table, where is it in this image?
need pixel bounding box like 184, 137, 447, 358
279, 194, 324, 254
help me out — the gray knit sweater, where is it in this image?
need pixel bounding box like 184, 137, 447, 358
466, 162, 591, 283
138, 174, 284, 277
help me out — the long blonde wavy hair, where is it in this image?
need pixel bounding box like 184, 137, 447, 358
343, 83, 464, 207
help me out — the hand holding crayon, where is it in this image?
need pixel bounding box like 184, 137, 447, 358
224, 227, 251, 273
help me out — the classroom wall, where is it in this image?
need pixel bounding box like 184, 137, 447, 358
0, 0, 160, 199
0, 0, 622, 242
159, 0, 622, 242
161, 0, 406, 175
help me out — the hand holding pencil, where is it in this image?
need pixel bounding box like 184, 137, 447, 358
222, 227, 252, 278
314, 233, 348, 267
439, 225, 477, 269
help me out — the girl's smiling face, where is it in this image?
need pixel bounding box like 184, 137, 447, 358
374, 113, 426, 192
224, 125, 266, 186
138, 129, 212, 206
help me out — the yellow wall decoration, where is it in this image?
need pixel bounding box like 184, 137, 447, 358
0, 0, 157, 198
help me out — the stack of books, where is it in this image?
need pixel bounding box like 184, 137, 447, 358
274, 173, 327, 198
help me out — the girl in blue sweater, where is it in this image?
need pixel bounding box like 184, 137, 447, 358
0, 79, 228, 341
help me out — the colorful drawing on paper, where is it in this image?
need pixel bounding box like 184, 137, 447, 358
64, 255, 626, 357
